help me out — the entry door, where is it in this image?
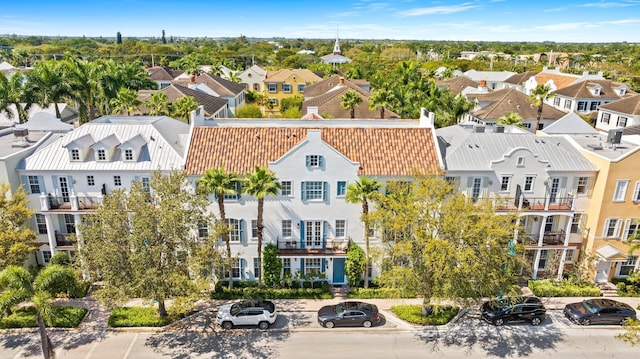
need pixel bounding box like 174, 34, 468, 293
333, 258, 345, 284
59, 177, 70, 202
595, 261, 610, 283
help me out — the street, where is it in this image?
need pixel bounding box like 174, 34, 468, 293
0, 310, 638, 358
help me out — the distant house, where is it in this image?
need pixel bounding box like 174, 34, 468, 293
302, 76, 399, 119
173, 72, 246, 115
463, 70, 516, 90
0, 104, 78, 129
264, 69, 322, 116
437, 76, 490, 96
464, 88, 566, 131
503, 71, 540, 93
239, 65, 267, 93
139, 84, 229, 119
595, 94, 640, 132
551, 79, 635, 116
523, 67, 605, 96
147, 66, 183, 89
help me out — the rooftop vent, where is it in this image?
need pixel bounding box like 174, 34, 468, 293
494, 125, 505, 133
473, 125, 485, 133
13, 128, 29, 137
607, 129, 623, 144
587, 143, 603, 150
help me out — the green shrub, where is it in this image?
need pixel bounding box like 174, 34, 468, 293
348, 287, 416, 299
0, 306, 87, 329
390, 305, 459, 325
614, 273, 640, 297
528, 279, 601, 297
211, 287, 332, 300
108, 307, 172, 327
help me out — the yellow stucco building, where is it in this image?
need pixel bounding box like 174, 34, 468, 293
263, 69, 322, 116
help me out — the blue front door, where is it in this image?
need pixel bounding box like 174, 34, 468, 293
332, 258, 345, 284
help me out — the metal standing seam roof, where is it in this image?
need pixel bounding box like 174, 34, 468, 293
21, 116, 190, 172
437, 127, 598, 172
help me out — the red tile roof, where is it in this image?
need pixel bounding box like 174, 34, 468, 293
186, 127, 441, 176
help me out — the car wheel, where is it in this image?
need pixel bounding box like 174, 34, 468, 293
221, 321, 233, 330
531, 317, 542, 326
580, 318, 591, 326
620, 318, 628, 326
363, 320, 372, 328
258, 321, 269, 330
325, 321, 335, 329
494, 318, 504, 326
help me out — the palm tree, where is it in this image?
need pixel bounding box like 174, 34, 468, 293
345, 176, 380, 289
340, 90, 363, 119
497, 112, 525, 127
65, 57, 105, 123
171, 96, 199, 122
0, 265, 79, 359
368, 88, 396, 119
0, 72, 31, 124
25, 60, 72, 119
528, 84, 555, 133
243, 166, 281, 286
146, 92, 170, 116
197, 167, 241, 289
110, 87, 141, 116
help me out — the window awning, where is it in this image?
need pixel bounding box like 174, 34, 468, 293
596, 244, 628, 262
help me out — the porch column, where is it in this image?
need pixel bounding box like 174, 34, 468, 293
43, 213, 57, 255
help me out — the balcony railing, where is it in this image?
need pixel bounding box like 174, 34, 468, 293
277, 238, 349, 256
520, 229, 567, 246
43, 194, 102, 211
54, 231, 76, 247
490, 195, 573, 212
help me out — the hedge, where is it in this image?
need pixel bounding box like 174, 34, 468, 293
347, 287, 416, 299
211, 287, 332, 300
390, 305, 459, 325
108, 307, 173, 327
0, 306, 87, 329
528, 279, 601, 297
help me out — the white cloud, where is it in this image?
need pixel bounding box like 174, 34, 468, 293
580, 1, 640, 8
544, 7, 567, 12
397, 3, 479, 16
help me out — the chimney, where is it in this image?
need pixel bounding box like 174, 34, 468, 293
339, 77, 345, 85
419, 108, 435, 128
307, 106, 319, 115
189, 105, 205, 126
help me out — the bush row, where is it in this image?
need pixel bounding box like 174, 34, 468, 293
528, 279, 601, 297
215, 280, 330, 291
390, 305, 459, 325
347, 287, 416, 299
211, 287, 332, 300
0, 306, 87, 329
108, 307, 172, 327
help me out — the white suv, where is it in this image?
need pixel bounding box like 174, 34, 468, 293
216, 300, 277, 330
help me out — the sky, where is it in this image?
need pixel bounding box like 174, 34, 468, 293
2, 0, 640, 42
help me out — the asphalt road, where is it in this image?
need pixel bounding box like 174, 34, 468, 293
0, 310, 637, 358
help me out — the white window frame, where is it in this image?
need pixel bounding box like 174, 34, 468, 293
141, 177, 151, 193
297, 83, 306, 93
42, 250, 52, 264
113, 175, 122, 187
617, 116, 628, 127
590, 101, 599, 111
337, 181, 347, 196
282, 258, 291, 277
304, 258, 322, 276
97, 149, 107, 161
604, 218, 621, 238
87, 175, 95, 186
267, 83, 277, 93
613, 180, 629, 202
35, 214, 47, 234
571, 214, 582, 234
500, 175, 511, 192
281, 181, 292, 196
282, 220, 292, 238
601, 113, 611, 124
619, 256, 638, 276
226, 218, 241, 242
576, 176, 589, 195
307, 154, 321, 168
553, 97, 560, 107
524, 176, 535, 192
304, 181, 324, 200
634, 182, 640, 202
124, 149, 134, 161
538, 250, 549, 270
251, 219, 258, 239
564, 99, 572, 110
517, 157, 525, 167
565, 249, 576, 263
577, 101, 587, 112
28, 175, 41, 194
335, 219, 346, 238
71, 149, 80, 161
198, 222, 209, 238
253, 257, 261, 279
282, 83, 292, 93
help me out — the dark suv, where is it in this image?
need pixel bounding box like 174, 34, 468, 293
481, 296, 546, 326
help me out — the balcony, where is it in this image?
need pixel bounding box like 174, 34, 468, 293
277, 238, 349, 256
490, 195, 574, 212
42, 194, 102, 211
520, 229, 567, 247
55, 231, 76, 247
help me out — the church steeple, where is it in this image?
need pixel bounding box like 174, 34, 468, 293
333, 30, 341, 55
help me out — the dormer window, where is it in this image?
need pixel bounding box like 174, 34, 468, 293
70, 149, 80, 161
97, 149, 106, 161
517, 157, 525, 167
619, 87, 627, 96
124, 149, 134, 161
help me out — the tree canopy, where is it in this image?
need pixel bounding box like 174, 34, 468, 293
0, 183, 37, 270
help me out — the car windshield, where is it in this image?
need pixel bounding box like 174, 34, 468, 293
230, 302, 242, 316
582, 300, 600, 314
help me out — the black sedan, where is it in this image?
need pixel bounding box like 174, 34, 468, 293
481, 297, 546, 326
564, 298, 638, 326
317, 301, 381, 328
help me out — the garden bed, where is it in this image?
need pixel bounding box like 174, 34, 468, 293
0, 306, 87, 329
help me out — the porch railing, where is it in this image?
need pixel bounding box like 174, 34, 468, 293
54, 231, 76, 247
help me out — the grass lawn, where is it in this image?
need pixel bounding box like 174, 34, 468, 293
0, 306, 87, 329
108, 306, 183, 327
390, 304, 459, 325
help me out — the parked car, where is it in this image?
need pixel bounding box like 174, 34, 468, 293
216, 299, 277, 330
317, 301, 381, 328
480, 296, 546, 326
563, 298, 637, 326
